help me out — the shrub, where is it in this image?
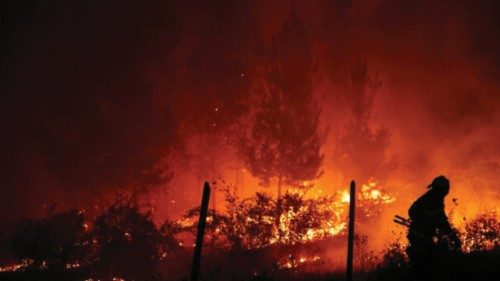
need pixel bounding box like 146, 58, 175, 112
91, 197, 163, 279
11, 208, 86, 269
462, 211, 499, 252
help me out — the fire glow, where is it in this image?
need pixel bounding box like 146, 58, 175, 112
173, 178, 395, 250
1, 1, 500, 280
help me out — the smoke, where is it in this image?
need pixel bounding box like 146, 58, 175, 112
0, 0, 182, 218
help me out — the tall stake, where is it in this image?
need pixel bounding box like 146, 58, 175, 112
346, 180, 356, 281
190, 182, 211, 281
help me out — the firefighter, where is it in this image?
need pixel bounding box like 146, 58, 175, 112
406, 175, 461, 274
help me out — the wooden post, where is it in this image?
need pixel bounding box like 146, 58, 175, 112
346, 180, 356, 281
190, 182, 211, 281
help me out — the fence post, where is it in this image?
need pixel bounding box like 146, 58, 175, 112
190, 182, 211, 281
346, 180, 356, 281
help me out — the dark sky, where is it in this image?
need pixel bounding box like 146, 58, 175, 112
1, 0, 499, 222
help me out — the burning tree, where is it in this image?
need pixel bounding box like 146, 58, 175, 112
244, 10, 323, 201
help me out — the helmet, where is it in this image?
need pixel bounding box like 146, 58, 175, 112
427, 175, 450, 194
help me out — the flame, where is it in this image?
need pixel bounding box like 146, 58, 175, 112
0, 259, 32, 272
341, 190, 351, 203
278, 255, 322, 269
268, 179, 394, 246
339, 179, 395, 205
171, 178, 396, 250
297, 180, 391, 243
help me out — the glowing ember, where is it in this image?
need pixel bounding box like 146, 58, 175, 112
0, 259, 32, 272
277, 255, 322, 269
66, 261, 82, 269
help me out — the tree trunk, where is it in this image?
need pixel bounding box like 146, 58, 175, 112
276, 175, 283, 234
277, 175, 283, 201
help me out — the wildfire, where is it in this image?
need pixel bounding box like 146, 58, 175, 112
0, 259, 88, 273
273, 179, 395, 245
277, 255, 322, 269
172, 180, 395, 249
0, 260, 31, 272
337, 179, 395, 221
341, 190, 351, 203
338, 179, 395, 205
174, 178, 396, 250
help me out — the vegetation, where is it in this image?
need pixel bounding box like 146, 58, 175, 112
331, 60, 398, 184
181, 185, 340, 251
10, 208, 86, 270
461, 211, 499, 252
1, 193, 498, 280
243, 11, 323, 200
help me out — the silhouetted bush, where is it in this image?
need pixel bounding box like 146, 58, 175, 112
462, 211, 499, 252
3, 194, 498, 281
11, 208, 86, 270
371, 214, 500, 281
90, 197, 162, 279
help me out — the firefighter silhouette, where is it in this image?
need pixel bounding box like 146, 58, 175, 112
406, 175, 461, 272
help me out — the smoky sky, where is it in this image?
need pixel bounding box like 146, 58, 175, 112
1, 0, 500, 221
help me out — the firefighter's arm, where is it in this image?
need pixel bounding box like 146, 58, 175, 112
431, 209, 462, 249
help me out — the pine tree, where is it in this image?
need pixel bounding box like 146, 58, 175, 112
332, 59, 398, 183
244, 11, 323, 201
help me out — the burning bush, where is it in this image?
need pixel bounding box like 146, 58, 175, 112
222, 190, 276, 249
181, 192, 276, 251
277, 192, 343, 245
2, 188, 498, 280
180, 185, 345, 251
461, 211, 500, 253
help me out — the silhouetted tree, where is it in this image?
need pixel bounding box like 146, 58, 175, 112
244, 10, 323, 201
332, 59, 398, 183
